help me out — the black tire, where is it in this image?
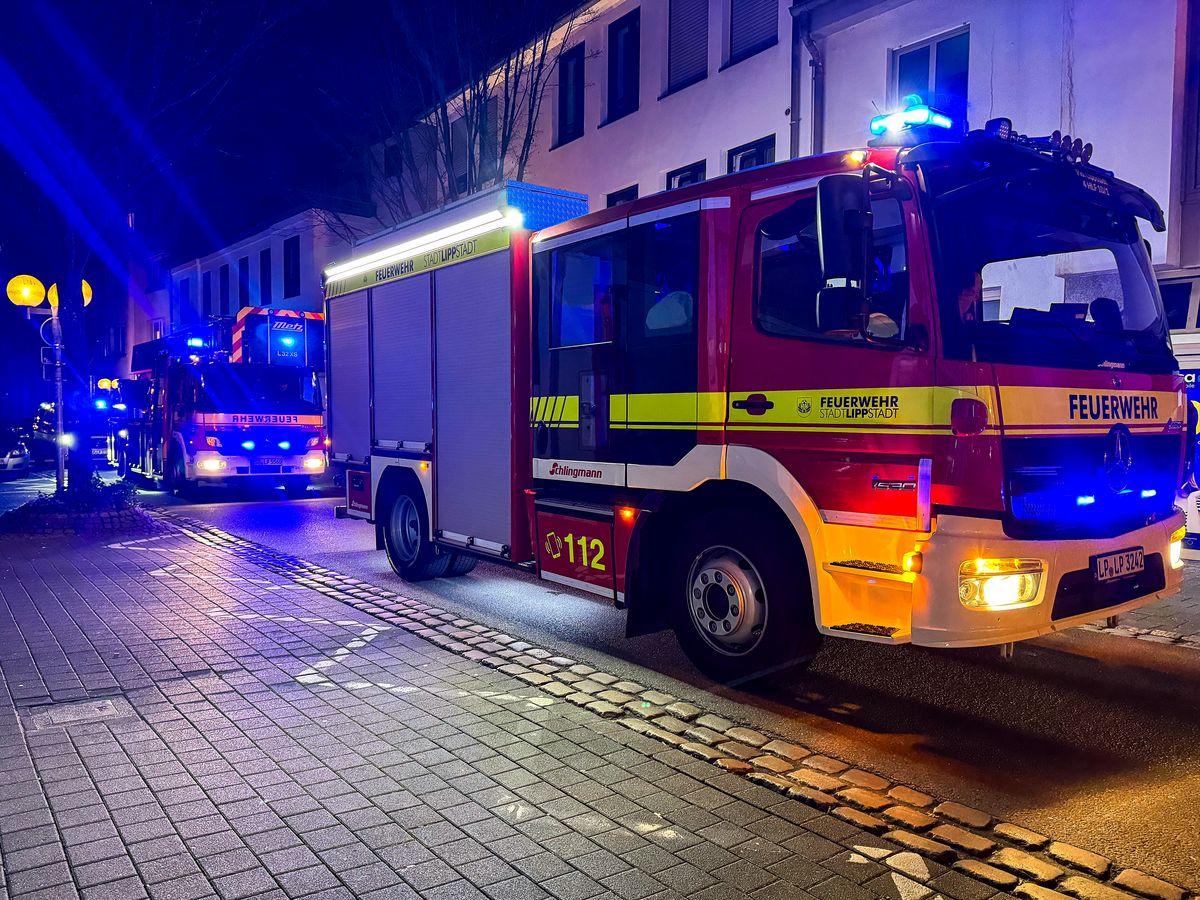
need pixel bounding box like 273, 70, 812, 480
444, 553, 478, 577
381, 488, 450, 581
166, 450, 190, 498
670, 508, 821, 685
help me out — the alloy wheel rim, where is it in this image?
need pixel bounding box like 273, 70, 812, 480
391, 495, 421, 564
686, 545, 767, 656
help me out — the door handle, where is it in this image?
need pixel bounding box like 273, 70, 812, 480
732, 393, 774, 415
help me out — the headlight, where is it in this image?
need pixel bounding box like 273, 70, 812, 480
204, 435, 222, 448
197, 457, 227, 473
959, 558, 1044, 610
1170, 525, 1186, 569
117, 429, 129, 440
303, 456, 325, 470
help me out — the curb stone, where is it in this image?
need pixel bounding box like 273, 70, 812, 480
154, 511, 1195, 900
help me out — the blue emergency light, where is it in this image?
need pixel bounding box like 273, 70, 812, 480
187, 337, 205, 348
278, 441, 291, 451
279, 336, 296, 347
241, 440, 255, 451
870, 103, 955, 137
93, 399, 107, 410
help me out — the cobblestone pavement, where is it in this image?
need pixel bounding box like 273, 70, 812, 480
1083, 562, 1200, 650
0, 524, 1046, 900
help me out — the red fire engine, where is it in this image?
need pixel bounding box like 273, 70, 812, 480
118, 307, 328, 496
324, 113, 1187, 682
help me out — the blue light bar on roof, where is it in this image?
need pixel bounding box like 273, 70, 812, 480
186, 337, 205, 348
870, 104, 955, 136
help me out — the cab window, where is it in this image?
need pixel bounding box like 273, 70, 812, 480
543, 232, 624, 349
756, 196, 909, 342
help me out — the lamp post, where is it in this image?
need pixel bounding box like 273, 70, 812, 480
6, 274, 93, 494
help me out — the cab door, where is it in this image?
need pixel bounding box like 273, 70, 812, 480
531, 222, 625, 477
726, 188, 936, 530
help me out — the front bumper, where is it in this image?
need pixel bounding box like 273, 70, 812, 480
188, 451, 325, 480
912, 511, 1184, 647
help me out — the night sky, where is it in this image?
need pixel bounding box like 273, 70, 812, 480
0, 0, 577, 425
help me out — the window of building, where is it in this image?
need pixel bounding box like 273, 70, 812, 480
667, 0, 708, 94
176, 277, 192, 322
450, 116, 470, 195
218, 263, 230, 316
892, 28, 969, 126
283, 235, 301, 299
727, 135, 774, 173
756, 195, 909, 342
606, 9, 640, 122
666, 160, 706, 190
557, 43, 585, 146
259, 247, 272, 305
542, 232, 625, 348
153, 318, 165, 340
201, 271, 212, 318
606, 185, 639, 207
728, 0, 776, 66
238, 256, 250, 308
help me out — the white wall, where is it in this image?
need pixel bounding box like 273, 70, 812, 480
168, 209, 375, 327
814, 0, 1178, 262
509, 0, 794, 208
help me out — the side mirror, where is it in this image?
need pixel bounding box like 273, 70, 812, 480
817, 173, 870, 297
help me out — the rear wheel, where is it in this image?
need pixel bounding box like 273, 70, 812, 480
444, 553, 478, 577
382, 489, 449, 581
670, 509, 820, 685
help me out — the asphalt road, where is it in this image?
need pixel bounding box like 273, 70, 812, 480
11, 478, 1200, 887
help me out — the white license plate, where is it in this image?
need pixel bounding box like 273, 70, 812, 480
1092, 547, 1145, 583
256, 457, 283, 467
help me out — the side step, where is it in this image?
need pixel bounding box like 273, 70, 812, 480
823, 560, 915, 584
827, 622, 912, 644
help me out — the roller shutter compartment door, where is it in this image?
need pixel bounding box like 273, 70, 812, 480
433, 250, 513, 551
328, 291, 371, 463
371, 275, 433, 448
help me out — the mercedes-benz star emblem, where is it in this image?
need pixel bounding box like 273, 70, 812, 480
1103, 424, 1133, 493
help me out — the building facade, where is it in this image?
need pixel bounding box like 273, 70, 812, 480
374, 0, 1199, 345
120, 208, 377, 376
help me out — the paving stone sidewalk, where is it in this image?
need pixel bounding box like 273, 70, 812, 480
1084, 561, 1200, 649
0, 527, 1023, 900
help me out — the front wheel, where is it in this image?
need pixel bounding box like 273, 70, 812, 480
670, 509, 821, 685
166, 451, 192, 498
382, 489, 449, 581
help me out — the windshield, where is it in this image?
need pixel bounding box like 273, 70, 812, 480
194, 363, 321, 414
926, 167, 1175, 373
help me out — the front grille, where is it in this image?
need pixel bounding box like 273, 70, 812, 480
1051, 553, 1165, 620
1004, 434, 1179, 539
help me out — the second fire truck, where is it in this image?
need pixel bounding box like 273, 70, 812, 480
117, 307, 328, 496
324, 111, 1187, 683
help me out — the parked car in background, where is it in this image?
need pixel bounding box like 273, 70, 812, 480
29, 402, 114, 469
0, 429, 31, 478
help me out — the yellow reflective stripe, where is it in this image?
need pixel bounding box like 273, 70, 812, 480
530, 395, 579, 427
996, 386, 1183, 429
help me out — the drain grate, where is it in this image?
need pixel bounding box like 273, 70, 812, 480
25, 696, 135, 731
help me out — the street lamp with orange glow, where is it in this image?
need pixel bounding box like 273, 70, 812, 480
5, 274, 94, 492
